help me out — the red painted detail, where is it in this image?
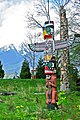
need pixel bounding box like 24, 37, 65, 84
44, 35, 53, 39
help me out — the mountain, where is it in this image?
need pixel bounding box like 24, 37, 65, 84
0, 44, 24, 75
0, 43, 43, 76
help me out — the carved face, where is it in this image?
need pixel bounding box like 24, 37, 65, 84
46, 75, 51, 80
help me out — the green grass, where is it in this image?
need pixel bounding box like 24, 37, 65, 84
0, 78, 80, 120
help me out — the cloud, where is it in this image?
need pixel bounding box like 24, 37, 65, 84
0, 0, 32, 48
0, 0, 31, 26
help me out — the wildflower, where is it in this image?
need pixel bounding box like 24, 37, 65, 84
77, 105, 80, 110
16, 106, 20, 109
20, 105, 24, 108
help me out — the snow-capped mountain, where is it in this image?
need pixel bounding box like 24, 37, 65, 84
0, 44, 17, 52
0, 43, 43, 76
0, 44, 24, 75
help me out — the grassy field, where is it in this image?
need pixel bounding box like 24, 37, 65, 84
0, 79, 80, 120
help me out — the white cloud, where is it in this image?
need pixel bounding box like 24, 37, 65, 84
0, 0, 32, 48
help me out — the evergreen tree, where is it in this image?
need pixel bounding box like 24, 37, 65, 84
36, 57, 45, 79
70, 44, 80, 67
20, 60, 31, 79
0, 61, 5, 78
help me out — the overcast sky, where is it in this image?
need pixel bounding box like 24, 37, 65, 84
0, 0, 33, 48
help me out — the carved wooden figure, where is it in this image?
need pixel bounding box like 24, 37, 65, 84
45, 66, 59, 110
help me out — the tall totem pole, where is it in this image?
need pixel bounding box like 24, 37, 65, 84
43, 21, 59, 110
60, 6, 70, 92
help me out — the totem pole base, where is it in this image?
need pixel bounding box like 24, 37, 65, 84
47, 103, 61, 110
47, 103, 55, 110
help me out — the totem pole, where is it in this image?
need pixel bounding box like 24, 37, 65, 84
43, 21, 59, 110
60, 6, 70, 92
